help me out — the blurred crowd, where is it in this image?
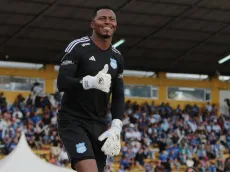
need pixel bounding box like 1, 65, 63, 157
0, 87, 69, 167
115, 101, 230, 172
0, 86, 230, 171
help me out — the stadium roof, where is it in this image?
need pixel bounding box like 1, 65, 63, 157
1, 0, 230, 75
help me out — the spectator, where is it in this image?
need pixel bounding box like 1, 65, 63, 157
144, 162, 153, 172
0, 95, 229, 171
117, 165, 126, 172
120, 156, 130, 170
0, 92, 7, 111
135, 147, 146, 170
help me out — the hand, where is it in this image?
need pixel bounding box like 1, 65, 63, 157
82, 64, 111, 93
98, 119, 122, 156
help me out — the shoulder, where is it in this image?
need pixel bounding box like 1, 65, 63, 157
111, 46, 124, 64
111, 46, 122, 55
64, 36, 91, 53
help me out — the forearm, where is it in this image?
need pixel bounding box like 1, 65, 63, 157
111, 80, 124, 120
57, 64, 83, 92
57, 74, 82, 91
111, 95, 124, 120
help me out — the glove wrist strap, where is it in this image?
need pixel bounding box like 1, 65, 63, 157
111, 119, 122, 132
82, 76, 95, 89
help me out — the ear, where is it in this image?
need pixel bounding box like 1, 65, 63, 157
90, 21, 94, 29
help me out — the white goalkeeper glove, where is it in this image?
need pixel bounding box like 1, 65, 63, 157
98, 119, 122, 156
82, 64, 111, 93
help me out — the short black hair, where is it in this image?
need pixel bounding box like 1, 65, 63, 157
92, 5, 115, 19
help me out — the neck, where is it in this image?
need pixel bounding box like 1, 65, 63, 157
90, 33, 112, 50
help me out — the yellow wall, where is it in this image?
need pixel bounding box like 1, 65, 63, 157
124, 73, 230, 109
1, 65, 230, 109
0, 65, 57, 103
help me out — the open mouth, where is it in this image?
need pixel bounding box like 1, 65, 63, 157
101, 26, 113, 31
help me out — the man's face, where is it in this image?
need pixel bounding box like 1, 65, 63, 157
91, 9, 117, 39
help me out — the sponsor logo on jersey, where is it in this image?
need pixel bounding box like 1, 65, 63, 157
61, 60, 74, 65
81, 43, 90, 47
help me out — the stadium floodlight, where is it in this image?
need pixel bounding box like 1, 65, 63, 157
112, 39, 125, 48
218, 54, 230, 64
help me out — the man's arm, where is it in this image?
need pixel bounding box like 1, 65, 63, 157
111, 56, 125, 120
57, 51, 83, 92
98, 56, 124, 156
57, 49, 112, 93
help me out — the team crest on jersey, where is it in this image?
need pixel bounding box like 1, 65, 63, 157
110, 58, 117, 69
76, 142, 87, 153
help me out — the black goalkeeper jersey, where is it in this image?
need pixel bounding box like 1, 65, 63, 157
57, 36, 124, 124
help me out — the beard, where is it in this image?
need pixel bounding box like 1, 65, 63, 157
96, 30, 112, 39
102, 34, 111, 39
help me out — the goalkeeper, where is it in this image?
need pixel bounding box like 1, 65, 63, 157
56, 5, 124, 172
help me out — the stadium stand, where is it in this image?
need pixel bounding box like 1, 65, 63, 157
1, 1, 230, 171
0, 89, 230, 172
